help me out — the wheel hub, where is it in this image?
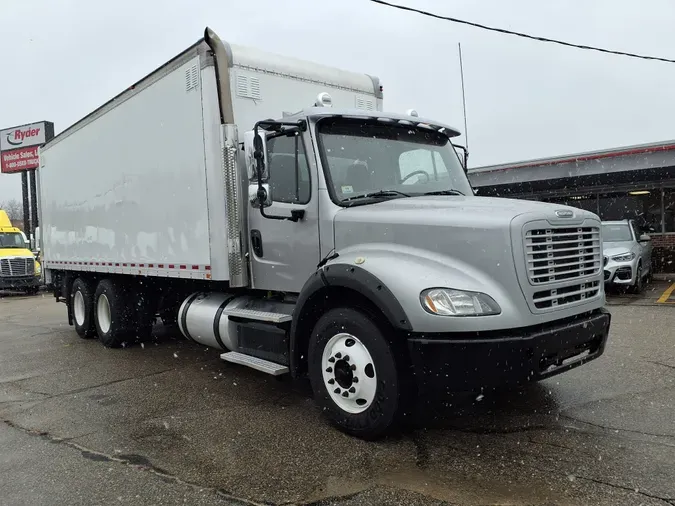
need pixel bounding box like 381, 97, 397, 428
334, 359, 354, 389
73, 291, 85, 326
97, 294, 112, 334
321, 333, 377, 414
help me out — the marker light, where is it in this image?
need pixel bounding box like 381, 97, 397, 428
315, 92, 333, 108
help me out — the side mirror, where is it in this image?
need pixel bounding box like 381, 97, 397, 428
249, 183, 273, 208
243, 130, 268, 181
639, 233, 651, 242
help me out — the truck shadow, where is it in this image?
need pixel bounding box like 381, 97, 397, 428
409, 383, 556, 432
144, 322, 558, 434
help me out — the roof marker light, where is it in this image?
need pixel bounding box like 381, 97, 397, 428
315, 92, 333, 108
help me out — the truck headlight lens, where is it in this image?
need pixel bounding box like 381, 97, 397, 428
35, 262, 41, 275
611, 252, 635, 262
420, 288, 501, 316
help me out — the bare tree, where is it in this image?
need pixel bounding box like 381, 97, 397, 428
0, 199, 22, 221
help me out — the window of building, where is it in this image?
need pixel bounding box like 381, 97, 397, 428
664, 188, 675, 233
546, 194, 598, 214
266, 134, 311, 204
598, 189, 662, 232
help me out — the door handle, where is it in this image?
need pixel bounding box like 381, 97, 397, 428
251, 229, 263, 257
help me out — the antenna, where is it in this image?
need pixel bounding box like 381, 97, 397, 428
458, 43, 470, 167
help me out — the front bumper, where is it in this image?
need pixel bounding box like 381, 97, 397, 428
0, 276, 40, 290
603, 257, 638, 285
407, 308, 611, 394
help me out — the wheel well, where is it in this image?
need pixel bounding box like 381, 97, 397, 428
293, 286, 398, 377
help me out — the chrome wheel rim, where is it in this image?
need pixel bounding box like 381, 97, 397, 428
97, 294, 112, 334
321, 333, 377, 414
73, 291, 85, 326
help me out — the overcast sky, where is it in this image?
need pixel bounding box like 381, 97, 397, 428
2, 0, 675, 202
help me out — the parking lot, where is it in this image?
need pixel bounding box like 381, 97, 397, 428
1, 283, 674, 506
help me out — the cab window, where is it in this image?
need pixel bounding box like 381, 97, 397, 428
266, 134, 311, 204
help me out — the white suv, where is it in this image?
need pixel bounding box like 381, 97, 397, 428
602, 219, 653, 293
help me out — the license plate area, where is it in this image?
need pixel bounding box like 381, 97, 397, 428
539, 335, 603, 373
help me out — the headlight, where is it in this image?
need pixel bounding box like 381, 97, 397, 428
35, 262, 41, 275
611, 252, 635, 262
420, 288, 501, 316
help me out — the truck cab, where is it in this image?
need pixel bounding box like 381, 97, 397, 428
0, 210, 41, 294
233, 106, 610, 419
187, 99, 610, 438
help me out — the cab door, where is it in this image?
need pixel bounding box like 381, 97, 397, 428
247, 131, 320, 292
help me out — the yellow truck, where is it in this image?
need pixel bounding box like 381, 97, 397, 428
0, 210, 41, 294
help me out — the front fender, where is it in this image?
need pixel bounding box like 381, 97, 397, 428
288, 262, 412, 377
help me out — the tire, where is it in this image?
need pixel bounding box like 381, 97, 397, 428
93, 279, 134, 348
308, 307, 411, 439
71, 278, 96, 339
24, 286, 39, 296
630, 264, 644, 294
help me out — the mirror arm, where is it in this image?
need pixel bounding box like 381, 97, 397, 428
253, 120, 306, 223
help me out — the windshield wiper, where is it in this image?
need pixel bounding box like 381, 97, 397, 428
342, 189, 411, 203
422, 189, 465, 196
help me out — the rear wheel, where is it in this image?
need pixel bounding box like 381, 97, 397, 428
71, 277, 96, 339
94, 279, 134, 348
308, 307, 410, 439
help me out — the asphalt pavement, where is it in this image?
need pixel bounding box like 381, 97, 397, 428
1, 286, 674, 506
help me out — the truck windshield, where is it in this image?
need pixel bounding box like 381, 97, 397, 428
602, 224, 634, 242
317, 118, 472, 204
0, 232, 26, 248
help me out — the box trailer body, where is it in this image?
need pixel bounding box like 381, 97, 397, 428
40, 28, 610, 439
40, 37, 382, 284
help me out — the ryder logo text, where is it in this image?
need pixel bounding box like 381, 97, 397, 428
6, 127, 41, 147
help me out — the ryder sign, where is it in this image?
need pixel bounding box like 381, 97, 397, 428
1, 121, 54, 174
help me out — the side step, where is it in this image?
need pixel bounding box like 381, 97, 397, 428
222, 308, 292, 324
220, 351, 289, 376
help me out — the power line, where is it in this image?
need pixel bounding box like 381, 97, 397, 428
369, 0, 675, 64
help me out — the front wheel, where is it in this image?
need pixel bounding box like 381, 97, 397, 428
308, 307, 410, 439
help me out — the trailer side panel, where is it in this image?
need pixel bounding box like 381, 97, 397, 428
40, 53, 220, 281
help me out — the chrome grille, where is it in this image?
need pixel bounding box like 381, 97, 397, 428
526, 227, 601, 285
0, 258, 34, 277
533, 281, 601, 309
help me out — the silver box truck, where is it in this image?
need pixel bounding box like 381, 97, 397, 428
39, 28, 610, 438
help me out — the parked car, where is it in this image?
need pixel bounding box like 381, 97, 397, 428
602, 219, 652, 292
